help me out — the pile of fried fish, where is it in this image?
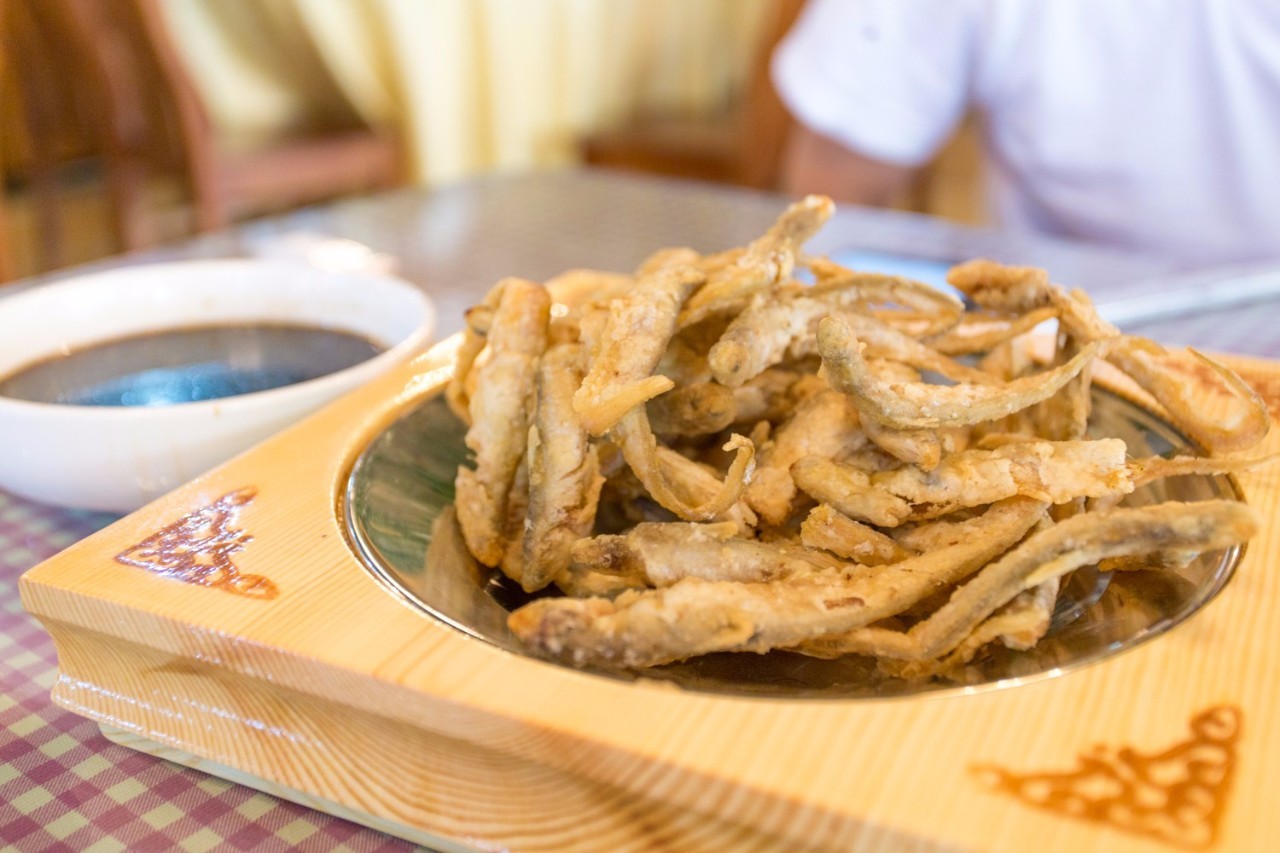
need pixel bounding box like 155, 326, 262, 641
445, 196, 1271, 680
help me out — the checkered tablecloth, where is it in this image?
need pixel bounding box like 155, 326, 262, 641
0, 490, 418, 852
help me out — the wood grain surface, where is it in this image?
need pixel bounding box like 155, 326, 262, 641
20, 338, 1280, 852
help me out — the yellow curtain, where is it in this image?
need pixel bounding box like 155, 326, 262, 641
163, 0, 772, 185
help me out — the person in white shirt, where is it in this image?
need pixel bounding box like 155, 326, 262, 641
772, 0, 1280, 266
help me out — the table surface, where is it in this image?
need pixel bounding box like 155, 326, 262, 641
4, 168, 1280, 852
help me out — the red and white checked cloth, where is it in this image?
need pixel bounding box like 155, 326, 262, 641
0, 490, 417, 852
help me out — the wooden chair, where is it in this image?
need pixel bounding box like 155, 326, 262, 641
2, 0, 89, 277
581, 0, 807, 192
5, 0, 402, 272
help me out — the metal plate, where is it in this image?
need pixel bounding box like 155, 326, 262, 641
343, 390, 1244, 699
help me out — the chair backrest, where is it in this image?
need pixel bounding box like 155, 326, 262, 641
32, 0, 221, 229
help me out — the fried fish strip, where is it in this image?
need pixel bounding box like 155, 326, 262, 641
946, 259, 1052, 314
1128, 452, 1279, 487
890, 505, 1025, 552
612, 408, 756, 522
858, 578, 1061, 680
497, 454, 531, 583
797, 500, 1258, 665
1104, 337, 1270, 454
455, 279, 551, 566
574, 265, 704, 436
508, 497, 1045, 667
807, 259, 965, 337
819, 316, 1104, 429
678, 195, 833, 328
648, 382, 737, 436
793, 439, 1131, 526
860, 416, 942, 471
520, 342, 606, 592
870, 438, 1131, 511
791, 456, 909, 527
801, 572, 1062, 668
446, 283, 504, 424
570, 521, 832, 587
858, 361, 941, 470
544, 268, 634, 310
731, 368, 815, 425
817, 312, 999, 385
709, 293, 990, 389
947, 259, 1118, 342
554, 566, 649, 598
1056, 288, 1122, 342
707, 292, 828, 387
925, 307, 1058, 356
653, 445, 758, 532
745, 389, 865, 526
656, 334, 713, 386
800, 504, 913, 565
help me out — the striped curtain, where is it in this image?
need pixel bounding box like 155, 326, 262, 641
164, 0, 772, 185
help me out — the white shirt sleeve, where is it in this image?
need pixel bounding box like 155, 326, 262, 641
771, 0, 983, 167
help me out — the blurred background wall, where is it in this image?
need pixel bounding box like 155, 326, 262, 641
0, 0, 980, 282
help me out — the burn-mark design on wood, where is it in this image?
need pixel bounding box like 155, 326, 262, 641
972, 705, 1240, 849
115, 487, 277, 599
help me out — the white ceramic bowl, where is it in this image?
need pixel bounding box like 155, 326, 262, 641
0, 260, 434, 512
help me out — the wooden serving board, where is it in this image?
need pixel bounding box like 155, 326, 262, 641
20, 338, 1280, 853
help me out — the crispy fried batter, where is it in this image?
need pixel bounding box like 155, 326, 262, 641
544, 268, 635, 310
455, 279, 551, 566
1105, 338, 1270, 454
496, 453, 532, 583
948, 259, 1118, 343
635, 247, 703, 277
446, 282, 504, 424
808, 259, 965, 337
574, 265, 704, 436
793, 439, 1130, 526
509, 497, 1045, 667
860, 416, 942, 471
1129, 452, 1279, 487
859, 360, 942, 469
866, 577, 1061, 680
926, 307, 1058, 356
791, 456, 909, 527
451, 198, 1263, 679
648, 382, 737, 436
678, 195, 833, 328
521, 342, 606, 592
652, 445, 758, 532
745, 390, 865, 526
708, 292, 828, 388
819, 315, 1104, 429
947, 259, 1052, 313
801, 504, 913, 565
613, 409, 756, 522
709, 292, 988, 390
799, 501, 1258, 664
570, 521, 831, 586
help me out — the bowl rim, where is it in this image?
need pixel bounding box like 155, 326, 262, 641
0, 258, 436, 417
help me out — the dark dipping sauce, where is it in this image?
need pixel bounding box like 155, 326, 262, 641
0, 324, 386, 407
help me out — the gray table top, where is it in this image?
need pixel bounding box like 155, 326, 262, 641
11, 167, 1280, 356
